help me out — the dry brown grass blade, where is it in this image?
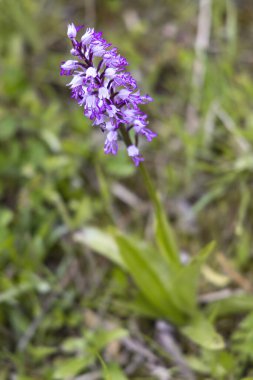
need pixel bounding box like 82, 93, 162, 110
217, 253, 253, 293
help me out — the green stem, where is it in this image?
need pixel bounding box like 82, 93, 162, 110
120, 126, 181, 267
120, 126, 162, 210
138, 162, 160, 209
120, 126, 132, 147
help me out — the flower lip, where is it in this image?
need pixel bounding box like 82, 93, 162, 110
98, 87, 110, 99
86, 94, 97, 109
105, 121, 115, 131
67, 75, 83, 88
104, 131, 118, 155
127, 145, 144, 166
127, 145, 139, 157
86, 67, 97, 78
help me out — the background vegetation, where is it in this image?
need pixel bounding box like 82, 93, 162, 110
1, 0, 253, 379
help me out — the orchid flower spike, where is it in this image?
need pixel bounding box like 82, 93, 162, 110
60, 23, 156, 166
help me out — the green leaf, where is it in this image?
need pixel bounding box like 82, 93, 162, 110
206, 294, 253, 319
187, 355, 210, 374
61, 338, 85, 353
193, 186, 225, 213
53, 356, 93, 379
155, 201, 181, 268
169, 265, 199, 316
169, 242, 215, 315
126, 294, 165, 318
0, 283, 34, 304
115, 234, 186, 325
0, 116, 17, 140
28, 346, 57, 361
88, 328, 128, 353
104, 363, 128, 380
182, 316, 225, 350
232, 311, 253, 359
74, 227, 126, 269
0, 208, 13, 227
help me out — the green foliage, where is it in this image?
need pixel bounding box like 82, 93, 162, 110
77, 225, 221, 349
115, 234, 186, 324
52, 328, 128, 379
182, 316, 224, 350
1, 0, 253, 378
232, 312, 253, 360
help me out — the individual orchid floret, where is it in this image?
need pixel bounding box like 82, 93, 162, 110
127, 145, 144, 166
60, 23, 156, 166
61, 60, 79, 70
104, 131, 118, 155
81, 28, 94, 44
133, 119, 157, 142
67, 23, 77, 39
86, 67, 97, 78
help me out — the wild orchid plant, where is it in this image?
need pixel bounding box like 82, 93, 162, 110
61, 24, 224, 350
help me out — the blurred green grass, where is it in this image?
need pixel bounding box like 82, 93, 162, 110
1, 0, 253, 379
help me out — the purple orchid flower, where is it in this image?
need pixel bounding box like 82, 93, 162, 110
60, 23, 156, 166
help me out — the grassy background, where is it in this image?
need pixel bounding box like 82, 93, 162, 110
1, 0, 253, 379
